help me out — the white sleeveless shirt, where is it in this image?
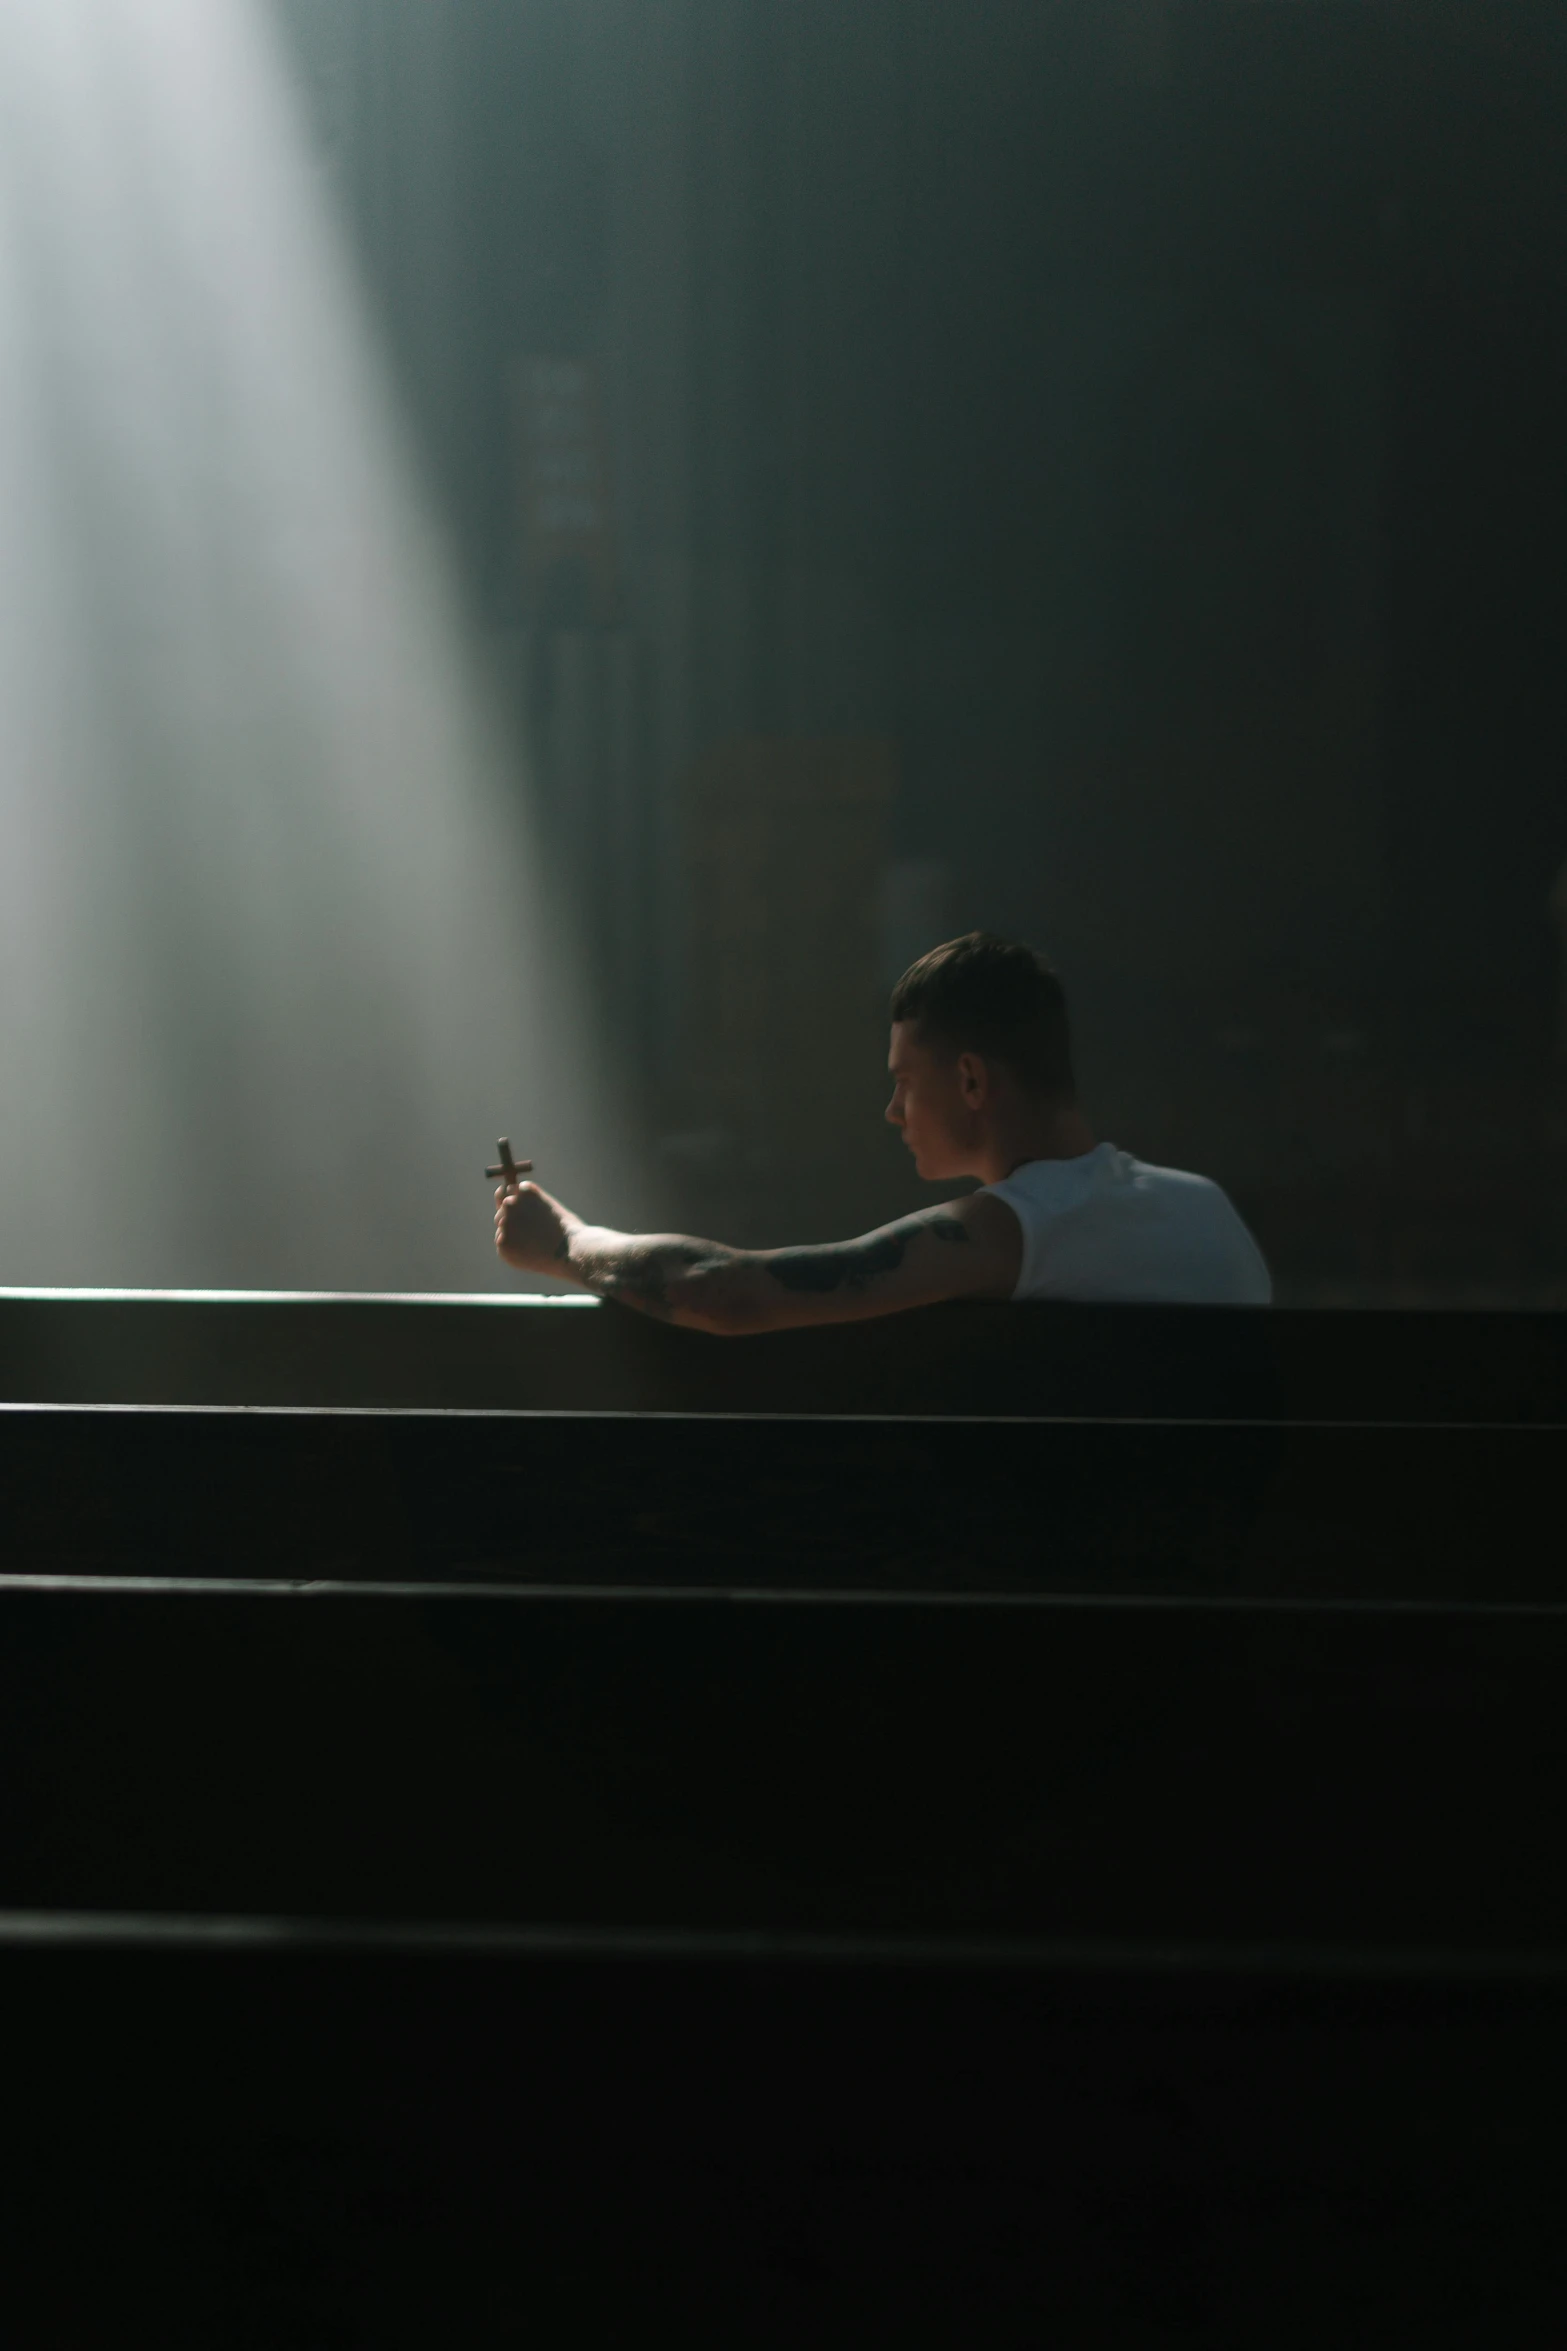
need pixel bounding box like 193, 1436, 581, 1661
985, 1144, 1272, 1306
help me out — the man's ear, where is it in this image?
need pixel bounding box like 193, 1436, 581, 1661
955, 1051, 990, 1108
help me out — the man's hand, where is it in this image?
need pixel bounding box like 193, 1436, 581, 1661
494, 1180, 571, 1274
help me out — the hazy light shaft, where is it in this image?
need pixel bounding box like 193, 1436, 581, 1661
0, 0, 626, 1289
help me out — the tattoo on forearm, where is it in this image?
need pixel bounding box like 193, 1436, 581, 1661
569, 1212, 970, 1324
766, 1213, 970, 1296
584, 1239, 714, 1320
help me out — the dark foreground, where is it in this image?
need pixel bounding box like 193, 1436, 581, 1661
1, 1291, 1562, 2342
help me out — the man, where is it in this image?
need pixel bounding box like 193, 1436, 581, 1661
494, 932, 1272, 1329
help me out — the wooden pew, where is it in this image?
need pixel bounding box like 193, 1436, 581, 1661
0, 1580, 1560, 1946
3, 1292, 1560, 2333
1, 1577, 1564, 2337
1, 1286, 1564, 1421
0, 1289, 1562, 1602
5, 1918, 1564, 2342
0, 1402, 1559, 1600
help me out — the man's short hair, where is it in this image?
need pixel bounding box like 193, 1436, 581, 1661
890, 932, 1076, 1099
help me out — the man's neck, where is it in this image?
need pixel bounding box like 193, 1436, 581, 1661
977, 1102, 1098, 1187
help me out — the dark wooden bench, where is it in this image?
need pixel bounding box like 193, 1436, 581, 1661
3, 1579, 1560, 1946
2, 1287, 1564, 1420
5, 1919, 1563, 2343
1, 1402, 1562, 1599
1, 1577, 1564, 2337
3, 1292, 1562, 2335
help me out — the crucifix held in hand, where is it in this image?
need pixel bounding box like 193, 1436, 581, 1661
486, 1137, 534, 1186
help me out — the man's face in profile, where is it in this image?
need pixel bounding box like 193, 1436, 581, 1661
885, 1020, 980, 1181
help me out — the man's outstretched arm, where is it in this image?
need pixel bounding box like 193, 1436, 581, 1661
494, 1181, 1022, 1333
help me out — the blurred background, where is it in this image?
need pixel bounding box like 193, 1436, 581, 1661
3, 0, 1565, 1301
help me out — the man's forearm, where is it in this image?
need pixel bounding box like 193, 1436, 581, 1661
497, 1184, 1007, 1329
562, 1210, 983, 1332
561, 1223, 752, 1327
494, 1182, 755, 1327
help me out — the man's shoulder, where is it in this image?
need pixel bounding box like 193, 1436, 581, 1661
1117, 1151, 1211, 1188
919, 1190, 1025, 1296
1120, 1155, 1238, 1211
943, 1188, 1026, 1240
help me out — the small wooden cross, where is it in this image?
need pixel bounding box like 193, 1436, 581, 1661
486, 1137, 534, 1185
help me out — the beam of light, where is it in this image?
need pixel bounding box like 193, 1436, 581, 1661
0, 0, 634, 1290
